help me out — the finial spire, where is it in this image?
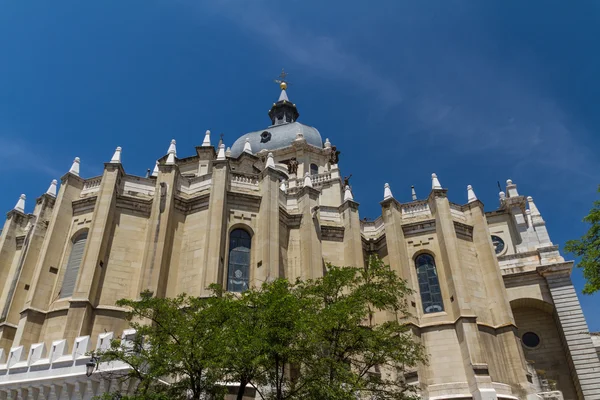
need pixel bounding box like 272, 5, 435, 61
243, 137, 252, 154
69, 157, 80, 176
269, 69, 299, 125
303, 172, 313, 188
506, 179, 519, 197
467, 185, 477, 203
46, 179, 58, 197
527, 196, 541, 216
225, 147, 232, 158
166, 139, 177, 165
14, 194, 26, 213
202, 130, 211, 147
266, 152, 275, 168
499, 191, 506, 203
110, 146, 122, 164
152, 161, 159, 177
431, 173, 442, 190
411, 185, 417, 201
383, 183, 393, 200
217, 141, 226, 160
344, 185, 354, 201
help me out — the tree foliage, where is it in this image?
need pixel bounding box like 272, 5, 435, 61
95, 257, 425, 400
565, 185, 600, 294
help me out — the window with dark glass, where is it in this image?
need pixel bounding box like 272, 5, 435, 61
310, 163, 319, 176
415, 254, 444, 314
60, 231, 88, 298
227, 229, 251, 292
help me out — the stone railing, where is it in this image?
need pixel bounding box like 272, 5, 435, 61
401, 201, 431, 219
231, 173, 259, 192
80, 176, 103, 197
311, 172, 332, 188
287, 172, 336, 195
0, 331, 132, 399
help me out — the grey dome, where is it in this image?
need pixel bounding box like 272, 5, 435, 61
230, 122, 323, 158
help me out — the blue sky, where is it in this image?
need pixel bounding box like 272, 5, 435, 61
1, 1, 599, 329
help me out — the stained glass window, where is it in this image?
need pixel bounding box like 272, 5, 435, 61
227, 229, 251, 292
415, 254, 444, 314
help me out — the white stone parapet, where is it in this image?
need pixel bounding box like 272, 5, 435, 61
0, 331, 132, 399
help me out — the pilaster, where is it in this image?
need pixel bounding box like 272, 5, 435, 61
200, 160, 229, 295
15, 173, 84, 348
4, 194, 55, 348
138, 164, 179, 298
541, 264, 600, 400
430, 190, 494, 398
340, 199, 363, 268
62, 163, 123, 344
297, 186, 322, 279
256, 168, 283, 283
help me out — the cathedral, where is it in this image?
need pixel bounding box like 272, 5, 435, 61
0, 80, 599, 400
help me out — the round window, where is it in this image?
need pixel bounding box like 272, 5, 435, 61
522, 332, 540, 348
491, 235, 505, 254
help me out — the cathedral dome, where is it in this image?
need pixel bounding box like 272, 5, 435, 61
230, 121, 323, 158
230, 74, 323, 158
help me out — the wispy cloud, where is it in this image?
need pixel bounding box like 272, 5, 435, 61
191, 0, 402, 107
0, 135, 62, 177
186, 1, 599, 184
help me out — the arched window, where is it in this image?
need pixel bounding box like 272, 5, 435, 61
415, 254, 444, 314
310, 163, 319, 176
227, 229, 251, 292
60, 231, 88, 298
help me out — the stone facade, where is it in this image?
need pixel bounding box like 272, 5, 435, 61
0, 85, 599, 400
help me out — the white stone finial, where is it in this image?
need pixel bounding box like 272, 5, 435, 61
217, 143, 226, 160
266, 152, 275, 168
69, 157, 81, 176
304, 172, 313, 188
166, 139, 177, 165
167, 139, 177, 156
411, 185, 417, 201
110, 146, 122, 164
202, 130, 211, 147
383, 183, 393, 200
225, 147, 232, 158
506, 178, 519, 197
467, 185, 477, 203
344, 185, 354, 201
324, 138, 331, 148
431, 173, 442, 190
243, 137, 252, 154
280, 180, 287, 193
499, 191, 506, 201
14, 194, 26, 213
46, 179, 58, 197
152, 161, 159, 177
528, 196, 541, 216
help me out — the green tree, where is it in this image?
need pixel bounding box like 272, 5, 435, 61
95, 257, 425, 400
565, 185, 600, 294
96, 290, 229, 400
298, 256, 424, 399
